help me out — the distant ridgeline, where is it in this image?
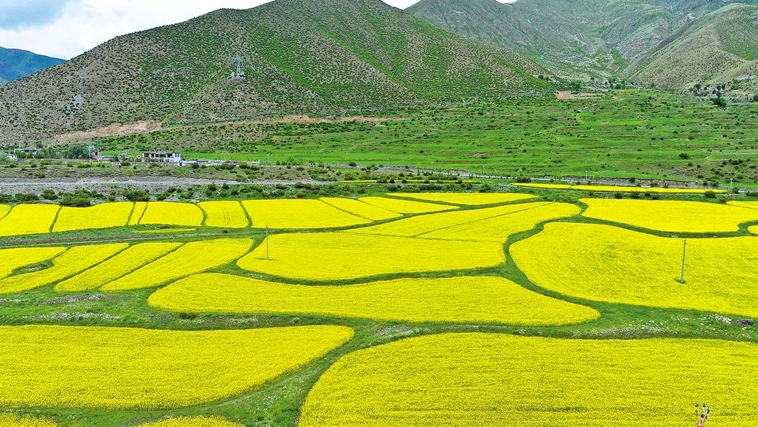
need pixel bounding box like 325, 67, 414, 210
0, 47, 64, 84
0, 0, 552, 145
408, 0, 758, 85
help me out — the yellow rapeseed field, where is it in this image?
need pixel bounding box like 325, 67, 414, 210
0, 325, 352, 409
421, 202, 580, 242
129, 202, 147, 225
52, 202, 134, 232
350, 202, 551, 237
139, 202, 205, 227
237, 233, 504, 281
242, 199, 369, 229
300, 334, 758, 427
0, 204, 60, 237
0, 244, 127, 294
102, 238, 253, 290
320, 197, 401, 221
198, 201, 250, 228
0, 204, 9, 220
139, 416, 243, 427
514, 183, 726, 194
511, 222, 758, 318
581, 198, 758, 232
56, 242, 181, 292
0, 247, 66, 279
398, 192, 536, 205
149, 273, 599, 324
358, 196, 456, 214
0, 414, 57, 427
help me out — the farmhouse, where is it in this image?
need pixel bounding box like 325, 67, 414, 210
142, 151, 181, 163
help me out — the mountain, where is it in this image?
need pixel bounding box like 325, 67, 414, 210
0, 0, 552, 145
407, 0, 758, 79
0, 78, 7, 86
623, 3, 758, 92
0, 47, 64, 83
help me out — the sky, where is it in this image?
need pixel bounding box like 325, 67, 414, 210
0, 0, 515, 60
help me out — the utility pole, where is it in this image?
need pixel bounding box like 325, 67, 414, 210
679, 240, 687, 284
266, 225, 270, 261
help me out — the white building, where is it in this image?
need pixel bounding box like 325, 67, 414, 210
142, 151, 181, 163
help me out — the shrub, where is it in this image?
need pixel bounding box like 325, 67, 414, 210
704, 191, 716, 199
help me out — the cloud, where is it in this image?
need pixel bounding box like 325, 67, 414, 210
0, 0, 78, 30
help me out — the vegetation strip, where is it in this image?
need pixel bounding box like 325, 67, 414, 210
511, 222, 758, 318
0, 325, 353, 409
149, 273, 598, 324
300, 333, 758, 426
236, 232, 504, 281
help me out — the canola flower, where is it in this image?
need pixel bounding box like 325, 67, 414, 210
198, 201, 250, 228
242, 199, 369, 229
398, 192, 536, 205
102, 238, 253, 290
0, 244, 127, 294
52, 202, 134, 232
56, 242, 181, 292
0, 325, 352, 409
350, 202, 551, 237
140, 202, 205, 227
511, 222, 758, 318
358, 196, 457, 214
150, 273, 598, 324
0, 247, 66, 280
0, 204, 9, 220
237, 232, 504, 281
300, 333, 758, 427
0, 204, 60, 237
129, 202, 148, 225
138, 416, 243, 427
320, 197, 401, 221
0, 413, 57, 427
581, 198, 758, 233
514, 183, 727, 194
420, 202, 580, 242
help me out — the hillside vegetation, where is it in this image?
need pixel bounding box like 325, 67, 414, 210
0, 47, 64, 83
408, 0, 758, 80
624, 4, 758, 93
0, 0, 551, 145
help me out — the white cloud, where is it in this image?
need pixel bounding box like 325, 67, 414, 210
0, 0, 517, 60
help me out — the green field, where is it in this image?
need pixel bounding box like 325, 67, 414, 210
90, 90, 758, 187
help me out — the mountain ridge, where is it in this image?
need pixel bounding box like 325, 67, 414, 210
0, 47, 64, 83
623, 3, 758, 92
0, 0, 551, 145
407, 0, 758, 80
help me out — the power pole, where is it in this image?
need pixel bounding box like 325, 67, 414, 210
679, 240, 687, 284
266, 225, 270, 261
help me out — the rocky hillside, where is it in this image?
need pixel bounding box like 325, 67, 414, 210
408, 0, 758, 80
623, 3, 758, 93
0, 0, 551, 145
0, 47, 64, 84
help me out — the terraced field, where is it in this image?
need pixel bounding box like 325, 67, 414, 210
1, 193, 757, 426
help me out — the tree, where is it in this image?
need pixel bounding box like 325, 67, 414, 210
753, 94, 758, 102
712, 97, 727, 108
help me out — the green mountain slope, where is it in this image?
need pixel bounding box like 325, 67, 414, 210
0, 0, 551, 145
408, 0, 758, 79
0, 47, 64, 83
623, 4, 758, 92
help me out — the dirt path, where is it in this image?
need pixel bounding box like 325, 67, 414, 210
0, 177, 325, 194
